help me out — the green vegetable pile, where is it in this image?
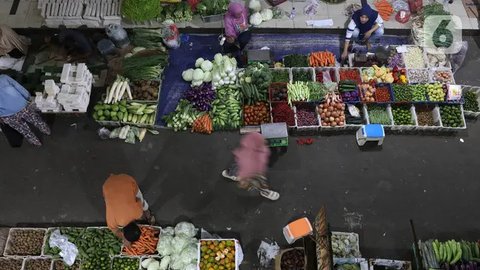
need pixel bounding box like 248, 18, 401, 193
440, 105, 464, 127
131, 29, 166, 50
76, 228, 122, 259
242, 63, 272, 92
271, 69, 290, 83
44, 228, 85, 256
283, 54, 308, 67
463, 91, 479, 112
123, 53, 168, 81
112, 257, 139, 270
392, 106, 414, 125
241, 83, 265, 105
411, 84, 428, 101
392, 84, 413, 102
121, 0, 161, 22
211, 85, 242, 129
163, 99, 201, 131
427, 83, 445, 102
81, 255, 111, 270
306, 82, 327, 101
292, 69, 313, 82
195, 0, 229, 16
368, 105, 391, 125
160, 2, 193, 22
93, 101, 157, 125
287, 82, 310, 105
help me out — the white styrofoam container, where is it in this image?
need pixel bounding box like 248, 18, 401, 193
269, 68, 292, 83
390, 105, 418, 130
438, 104, 467, 130
402, 45, 428, 69
197, 239, 242, 270
363, 104, 393, 128
338, 67, 361, 83
461, 85, 480, 118
0, 257, 25, 270
4, 228, 48, 257
291, 67, 315, 82
430, 68, 455, 84
331, 232, 361, 259
295, 103, 320, 131
22, 256, 53, 270
314, 67, 338, 82
406, 68, 430, 84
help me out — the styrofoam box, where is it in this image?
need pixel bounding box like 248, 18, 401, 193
317, 103, 347, 130
438, 104, 467, 130
269, 68, 292, 83
4, 228, 48, 257
390, 104, 418, 131
197, 239, 242, 270
291, 67, 315, 82
461, 85, 480, 118
430, 68, 455, 84
414, 105, 443, 131
22, 256, 53, 270
402, 45, 428, 69
314, 67, 339, 82
363, 104, 393, 128
331, 231, 361, 259
295, 104, 320, 131
406, 68, 430, 84
0, 257, 25, 270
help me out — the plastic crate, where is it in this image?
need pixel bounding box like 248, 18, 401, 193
197, 239, 241, 270
375, 83, 394, 103
270, 102, 297, 129
120, 226, 160, 257
414, 104, 443, 131
406, 68, 430, 84
338, 67, 362, 84
50, 259, 81, 270
364, 104, 393, 127
314, 67, 338, 83
23, 256, 52, 270
110, 256, 140, 270
295, 102, 320, 131
270, 68, 292, 83
430, 68, 455, 84
201, 14, 224, 23
331, 232, 361, 259
269, 82, 289, 103
0, 257, 24, 270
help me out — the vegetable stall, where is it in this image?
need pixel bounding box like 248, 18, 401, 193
160, 45, 473, 136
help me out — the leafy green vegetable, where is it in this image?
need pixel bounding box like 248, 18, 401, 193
463, 91, 479, 112
306, 82, 327, 101
368, 105, 391, 125
292, 69, 313, 82
283, 54, 308, 67
123, 53, 168, 81
131, 29, 165, 50
271, 69, 290, 83
122, 0, 161, 22
195, 0, 229, 16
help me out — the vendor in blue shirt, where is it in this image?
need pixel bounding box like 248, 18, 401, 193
0, 74, 50, 146
341, 2, 385, 61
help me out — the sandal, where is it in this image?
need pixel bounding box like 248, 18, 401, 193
222, 170, 238, 181
259, 189, 280, 201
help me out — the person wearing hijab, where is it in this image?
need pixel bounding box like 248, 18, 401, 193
223, 2, 251, 54
221, 132, 280, 201
341, 1, 384, 61
0, 74, 50, 146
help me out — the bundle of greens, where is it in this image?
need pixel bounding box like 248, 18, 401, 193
122, 0, 162, 22
122, 52, 168, 81
196, 0, 229, 16
131, 29, 166, 50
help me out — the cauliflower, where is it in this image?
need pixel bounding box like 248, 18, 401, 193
260, 9, 273, 21
250, 12, 263, 26
182, 69, 194, 82
249, 0, 262, 12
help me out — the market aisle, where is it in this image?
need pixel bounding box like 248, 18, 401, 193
1, 115, 480, 268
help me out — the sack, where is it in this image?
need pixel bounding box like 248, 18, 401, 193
450, 41, 468, 73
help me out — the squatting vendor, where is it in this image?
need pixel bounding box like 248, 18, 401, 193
341, 1, 385, 61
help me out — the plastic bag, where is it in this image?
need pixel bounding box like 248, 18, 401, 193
49, 230, 78, 266
169, 253, 184, 270
98, 128, 111, 140
161, 20, 180, 49
157, 235, 174, 256
257, 240, 280, 268
185, 264, 197, 270
174, 222, 197, 238
450, 41, 468, 73
179, 244, 198, 265
304, 0, 320, 16
322, 71, 332, 83
392, 0, 409, 11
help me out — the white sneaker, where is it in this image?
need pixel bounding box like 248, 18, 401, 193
222, 170, 238, 181
260, 189, 280, 201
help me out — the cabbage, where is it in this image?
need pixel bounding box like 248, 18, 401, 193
193, 69, 204, 81
182, 69, 194, 82
169, 253, 183, 270
160, 227, 174, 236
147, 261, 160, 270
260, 9, 273, 21
174, 222, 197, 238
159, 256, 171, 270
185, 264, 197, 270
141, 258, 154, 268
195, 58, 204, 68
250, 12, 263, 26
157, 235, 174, 256
214, 53, 223, 65
203, 71, 212, 82
200, 60, 213, 72
249, 0, 261, 12
171, 235, 195, 254
179, 244, 198, 265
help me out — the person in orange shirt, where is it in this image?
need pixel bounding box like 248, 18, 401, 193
103, 174, 155, 246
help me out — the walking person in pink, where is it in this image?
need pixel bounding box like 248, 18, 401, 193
222, 132, 280, 201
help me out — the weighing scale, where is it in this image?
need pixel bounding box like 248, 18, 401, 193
261, 122, 288, 148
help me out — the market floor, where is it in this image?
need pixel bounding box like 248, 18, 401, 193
1, 36, 480, 269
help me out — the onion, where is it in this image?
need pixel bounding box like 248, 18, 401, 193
329, 117, 334, 122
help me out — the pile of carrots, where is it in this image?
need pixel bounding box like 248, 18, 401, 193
309, 51, 336, 67
123, 226, 159, 256
192, 113, 213, 134
374, 0, 394, 21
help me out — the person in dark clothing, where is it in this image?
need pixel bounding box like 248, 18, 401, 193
341, 1, 384, 61
45, 29, 93, 62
